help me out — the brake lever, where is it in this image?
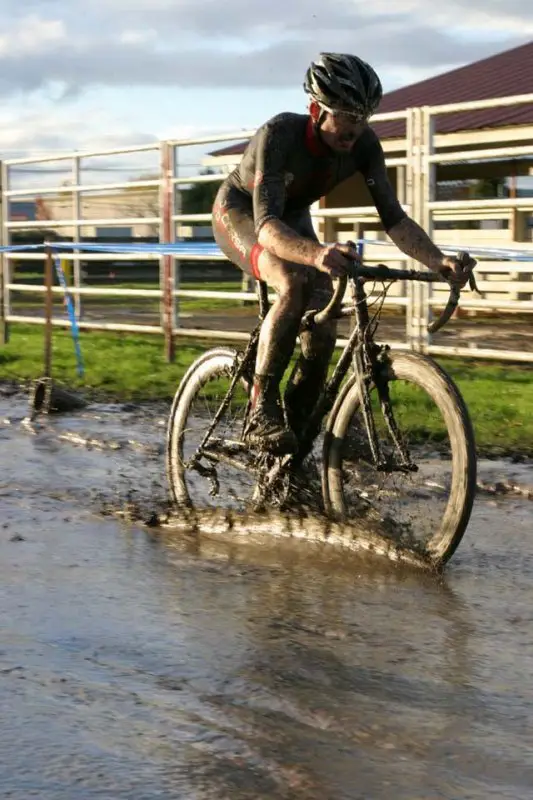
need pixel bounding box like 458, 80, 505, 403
427, 251, 480, 334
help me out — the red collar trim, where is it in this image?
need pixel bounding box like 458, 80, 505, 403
305, 117, 328, 157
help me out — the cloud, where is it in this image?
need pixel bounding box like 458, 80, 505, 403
0, 105, 153, 165
0, 2, 531, 100
83, 0, 533, 39
0, 14, 67, 56
0, 101, 224, 185
0, 0, 530, 161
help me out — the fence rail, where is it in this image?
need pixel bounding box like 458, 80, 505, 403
1, 94, 533, 363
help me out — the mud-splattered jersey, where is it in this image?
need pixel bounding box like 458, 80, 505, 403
223, 112, 406, 235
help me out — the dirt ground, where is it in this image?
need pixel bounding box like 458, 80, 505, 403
16, 300, 533, 354
1, 386, 533, 799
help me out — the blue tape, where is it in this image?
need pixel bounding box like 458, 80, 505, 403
52, 254, 85, 378
1, 239, 532, 260
0, 243, 45, 252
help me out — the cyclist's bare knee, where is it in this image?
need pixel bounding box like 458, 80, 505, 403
257, 250, 308, 311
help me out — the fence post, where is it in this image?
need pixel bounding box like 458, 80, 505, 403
43, 247, 54, 379
72, 154, 83, 320
404, 109, 413, 349
420, 106, 436, 351
0, 252, 5, 347
173, 144, 181, 332
159, 140, 176, 363
405, 107, 425, 352
0, 159, 9, 345
0, 164, 4, 344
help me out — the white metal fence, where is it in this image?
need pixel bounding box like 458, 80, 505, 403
1, 95, 532, 362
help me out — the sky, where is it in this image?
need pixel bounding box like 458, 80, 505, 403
0, 0, 531, 169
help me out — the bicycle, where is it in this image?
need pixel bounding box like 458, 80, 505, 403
166, 258, 478, 567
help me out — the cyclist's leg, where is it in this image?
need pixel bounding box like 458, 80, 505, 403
282, 215, 337, 441
212, 188, 311, 452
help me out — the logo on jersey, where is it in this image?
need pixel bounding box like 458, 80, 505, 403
254, 169, 264, 187
366, 177, 375, 186
213, 201, 247, 259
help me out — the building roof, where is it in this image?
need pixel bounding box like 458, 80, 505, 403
374, 39, 533, 139
209, 40, 533, 157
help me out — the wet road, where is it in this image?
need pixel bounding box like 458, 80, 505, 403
1, 386, 533, 799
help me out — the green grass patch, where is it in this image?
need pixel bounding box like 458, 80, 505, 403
438, 358, 532, 456
0, 323, 531, 456
0, 324, 205, 401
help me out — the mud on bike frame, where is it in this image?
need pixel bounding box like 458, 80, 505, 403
191, 256, 477, 488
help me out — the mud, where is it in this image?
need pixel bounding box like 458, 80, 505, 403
1, 385, 533, 799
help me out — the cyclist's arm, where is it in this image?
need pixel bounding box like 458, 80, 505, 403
389, 217, 476, 284
388, 218, 447, 271
253, 119, 323, 267
258, 219, 323, 267
362, 136, 446, 271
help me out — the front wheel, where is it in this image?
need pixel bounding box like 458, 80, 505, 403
166, 348, 257, 511
324, 352, 477, 565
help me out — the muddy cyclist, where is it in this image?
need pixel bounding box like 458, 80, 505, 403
212, 52, 476, 455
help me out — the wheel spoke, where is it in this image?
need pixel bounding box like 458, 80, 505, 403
327, 352, 476, 564
167, 351, 258, 511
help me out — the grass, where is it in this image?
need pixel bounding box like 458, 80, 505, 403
437, 359, 533, 457
0, 324, 204, 402
0, 323, 532, 456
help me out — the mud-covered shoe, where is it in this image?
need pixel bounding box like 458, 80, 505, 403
244, 403, 298, 455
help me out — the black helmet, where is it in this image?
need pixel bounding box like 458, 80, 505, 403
304, 53, 383, 118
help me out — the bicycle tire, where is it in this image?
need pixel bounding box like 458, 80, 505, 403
166, 348, 254, 510
324, 351, 477, 565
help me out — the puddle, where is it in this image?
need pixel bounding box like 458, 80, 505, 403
1, 387, 533, 799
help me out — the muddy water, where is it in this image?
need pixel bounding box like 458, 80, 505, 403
1, 386, 533, 799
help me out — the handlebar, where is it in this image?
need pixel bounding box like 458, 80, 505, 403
301, 253, 479, 333
427, 252, 480, 333
313, 273, 348, 326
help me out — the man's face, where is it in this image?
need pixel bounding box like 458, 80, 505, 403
318, 110, 368, 153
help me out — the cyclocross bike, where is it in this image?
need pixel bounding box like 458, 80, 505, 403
166, 258, 478, 567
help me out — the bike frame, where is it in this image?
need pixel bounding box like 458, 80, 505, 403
188, 262, 472, 486
294, 276, 415, 473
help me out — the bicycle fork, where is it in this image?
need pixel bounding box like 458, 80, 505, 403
352, 280, 417, 474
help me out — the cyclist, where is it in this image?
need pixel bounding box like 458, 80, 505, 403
212, 52, 475, 455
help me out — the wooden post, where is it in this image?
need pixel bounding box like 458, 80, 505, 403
44, 247, 54, 379
160, 141, 175, 363
0, 258, 6, 346
0, 158, 8, 345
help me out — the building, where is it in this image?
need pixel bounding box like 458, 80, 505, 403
7, 186, 159, 240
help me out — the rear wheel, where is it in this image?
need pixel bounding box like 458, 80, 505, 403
324, 352, 476, 565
